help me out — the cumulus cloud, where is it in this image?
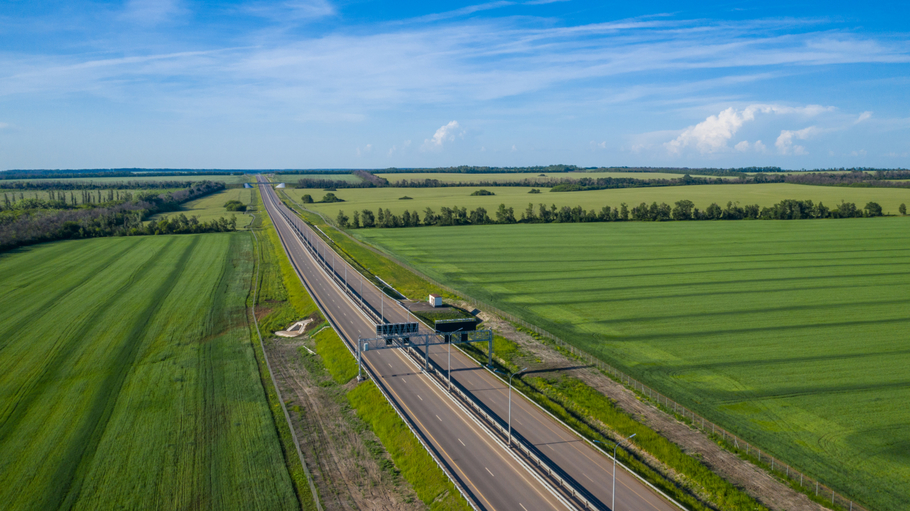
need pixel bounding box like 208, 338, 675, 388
423, 121, 461, 149
665, 104, 832, 154
856, 111, 872, 123
734, 140, 767, 152
776, 126, 819, 155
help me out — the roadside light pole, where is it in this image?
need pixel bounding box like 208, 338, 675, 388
495, 367, 528, 447
596, 433, 636, 511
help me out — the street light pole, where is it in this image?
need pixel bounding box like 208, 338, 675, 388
611, 433, 636, 511
495, 367, 528, 447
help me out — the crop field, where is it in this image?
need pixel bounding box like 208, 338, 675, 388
3, 174, 251, 185
149, 187, 254, 227
354, 217, 910, 510
375, 171, 731, 183
296, 182, 910, 220
0, 234, 299, 510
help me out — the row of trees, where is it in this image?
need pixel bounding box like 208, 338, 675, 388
335, 199, 895, 229
0, 181, 229, 252
1, 189, 143, 210
0, 180, 198, 190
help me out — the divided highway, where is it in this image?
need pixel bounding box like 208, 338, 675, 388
258, 179, 679, 511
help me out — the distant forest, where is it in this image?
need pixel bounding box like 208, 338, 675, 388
0, 181, 234, 252
297, 170, 910, 192
336, 199, 900, 229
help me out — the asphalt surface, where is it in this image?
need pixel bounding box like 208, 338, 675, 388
259, 180, 679, 511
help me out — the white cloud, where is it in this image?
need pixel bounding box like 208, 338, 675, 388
734, 139, 767, 152
856, 111, 872, 123
242, 0, 335, 21
511, 145, 517, 152
423, 121, 460, 149
355, 143, 372, 156
776, 126, 819, 155
754, 140, 767, 152
0, 122, 8, 129
665, 104, 833, 154
734, 140, 750, 152
591, 141, 607, 149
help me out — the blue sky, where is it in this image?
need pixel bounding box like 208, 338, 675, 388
1, 0, 909, 169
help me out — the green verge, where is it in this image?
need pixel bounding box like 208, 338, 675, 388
259, 188, 471, 511
459, 336, 765, 511
249, 191, 319, 511
348, 381, 472, 511
312, 326, 358, 384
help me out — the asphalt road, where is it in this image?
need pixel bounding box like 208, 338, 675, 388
259, 180, 679, 511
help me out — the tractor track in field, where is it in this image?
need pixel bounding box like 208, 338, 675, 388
470, 304, 828, 511
265, 334, 425, 511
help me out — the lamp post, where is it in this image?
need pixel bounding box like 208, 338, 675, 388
495, 367, 528, 447
596, 433, 637, 510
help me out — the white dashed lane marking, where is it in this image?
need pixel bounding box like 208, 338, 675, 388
458, 438, 465, 446
485, 467, 494, 477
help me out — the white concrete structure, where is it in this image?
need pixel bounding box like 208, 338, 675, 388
429, 294, 442, 307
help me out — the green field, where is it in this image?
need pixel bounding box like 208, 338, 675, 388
3, 174, 250, 185
354, 218, 910, 510
296, 183, 910, 221
375, 171, 731, 183
149, 187, 254, 227
0, 234, 299, 510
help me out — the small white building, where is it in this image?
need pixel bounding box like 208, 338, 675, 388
276, 183, 286, 189
429, 294, 443, 307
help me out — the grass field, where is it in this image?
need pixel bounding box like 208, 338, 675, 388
375, 171, 732, 183
149, 187, 254, 227
354, 218, 910, 511
0, 234, 299, 510
3, 174, 250, 185
297, 183, 910, 221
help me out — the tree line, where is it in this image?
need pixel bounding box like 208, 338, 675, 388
0, 169, 243, 180
0, 180, 198, 190
335, 199, 895, 229
0, 181, 232, 252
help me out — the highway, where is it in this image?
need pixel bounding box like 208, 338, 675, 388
258, 179, 679, 511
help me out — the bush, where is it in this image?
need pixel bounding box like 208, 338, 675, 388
224, 200, 247, 212
470, 189, 495, 196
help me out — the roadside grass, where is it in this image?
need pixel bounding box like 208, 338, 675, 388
0, 233, 298, 510
148, 187, 254, 227
348, 382, 472, 511
298, 182, 910, 220
356, 218, 910, 511
312, 326, 358, 384
459, 337, 765, 511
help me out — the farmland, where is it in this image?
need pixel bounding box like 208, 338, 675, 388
295, 182, 910, 220
0, 234, 299, 510
273, 172, 363, 183
149, 187, 254, 228
354, 217, 910, 511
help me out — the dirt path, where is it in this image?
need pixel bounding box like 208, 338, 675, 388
265, 335, 425, 511
467, 304, 826, 511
